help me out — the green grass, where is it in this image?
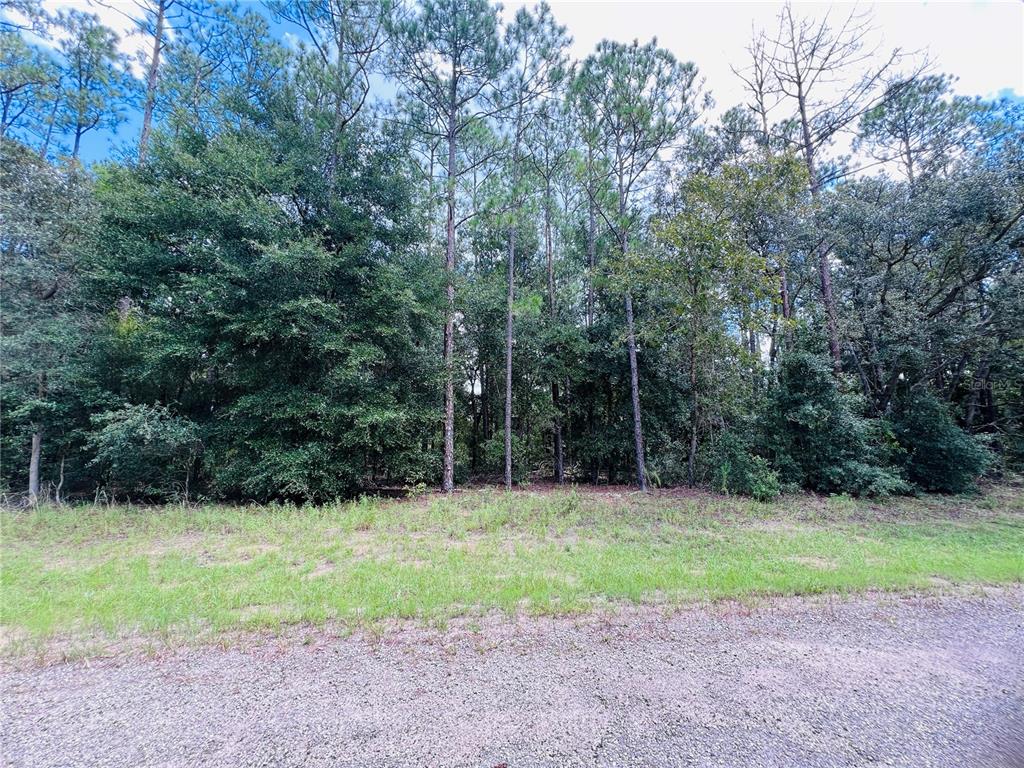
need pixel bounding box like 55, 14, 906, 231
2, 486, 1022, 656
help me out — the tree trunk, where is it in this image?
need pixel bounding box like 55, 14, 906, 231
504, 225, 515, 490
687, 338, 698, 487
482, 363, 489, 441
470, 371, 480, 472
504, 99, 526, 492
687, 425, 698, 489
902, 129, 916, 185
585, 156, 598, 481
778, 264, 792, 349
605, 383, 615, 484
552, 382, 563, 483
586, 145, 597, 329
28, 430, 42, 504
746, 294, 758, 359
545, 181, 564, 484
55, 454, 65, 504
138, 0, 167, 165
769, 314, 779, 366
624, 291, 647, 491
965, 360, 990, 429
816, 251, 842, 371
587, 400, 597, 484
39, 97, 60, 160
441, 92, 457, 493
618, 171, 647, 491
797, 89, 842, 373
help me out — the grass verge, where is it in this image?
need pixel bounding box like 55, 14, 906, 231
2, 485, 1022, 657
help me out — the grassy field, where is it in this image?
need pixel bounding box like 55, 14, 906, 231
2, 485, 1023, 657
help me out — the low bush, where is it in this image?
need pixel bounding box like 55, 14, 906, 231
758, 351, 907, 496
88, 403, 201, 501
710, 432, 781, 501
889, 391, 989, 493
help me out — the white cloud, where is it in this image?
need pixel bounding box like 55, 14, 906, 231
504, 0, 1023, 110
500, 0, 1021, 178
8, 0, 160, 78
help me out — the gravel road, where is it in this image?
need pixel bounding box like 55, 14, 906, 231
3, 589, 1023, 768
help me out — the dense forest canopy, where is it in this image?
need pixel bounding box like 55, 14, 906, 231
1, 0, 1022, 504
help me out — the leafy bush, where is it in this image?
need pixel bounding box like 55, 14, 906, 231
889, 391, 990, 493
645, 440, 691, 488
88, 404, 201, 501
710, 432, 780, 501
759, 351, 908, 496
481, 434, 532, 485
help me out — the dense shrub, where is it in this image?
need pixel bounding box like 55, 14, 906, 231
889, 391, 989, 493
759, 351, 908, 496
87, 404, 201, 501
83, 123, 439, 503
709, 432, 781, 501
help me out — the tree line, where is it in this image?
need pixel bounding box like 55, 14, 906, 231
2, 0, 1021, 504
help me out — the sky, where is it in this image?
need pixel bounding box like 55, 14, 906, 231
8, 0, 1024, 164
505, 1, 1023, 112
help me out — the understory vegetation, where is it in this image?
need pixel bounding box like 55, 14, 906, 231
2, 0, 1022, 505
2, 486, 1022, 656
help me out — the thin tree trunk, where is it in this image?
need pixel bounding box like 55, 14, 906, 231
470, 370, 480, 472
816, 250, 841, 371
552, 382, 564, 482
138, 0, 167, 165
586, 145, 597, 329
624, 290, 647, 491
769, 314, 779, 366
902, 129, 915, 185
779, 264, 792, 349
504, 225, 515, 490
759, 107, 791, 360
55, 454, 65, 504
585, 152, 598, 482
687, 338, 698, 488
28, 372, 46, 505
605, 383, 615, 484
545, 181, 564, 483
441, 92, 457, 493
797, 89, 841, 373
28, 431, 42, 504
965, 360, 990, 429
482, 363, 489, 441
619, 172, 647, 490
587, 400, 597, 483
746, 295, 758, 359
504, 99, 526, 491
39, 96, 59, 160
687, 425, 698, 489
946, 354, 968, 402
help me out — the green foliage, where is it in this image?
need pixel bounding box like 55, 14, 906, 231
1, 2, 1021, 502
760, 350, 908, 496
53, 9, 136, 158
0, 140, 102, 498
82, 119, 438, 502
710, 432, 780, 502
87, 404, 200, 500
889, 391, 990, 493
857, 74, 980, 182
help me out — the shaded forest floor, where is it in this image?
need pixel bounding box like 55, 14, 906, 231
2, 484, 1022, 663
